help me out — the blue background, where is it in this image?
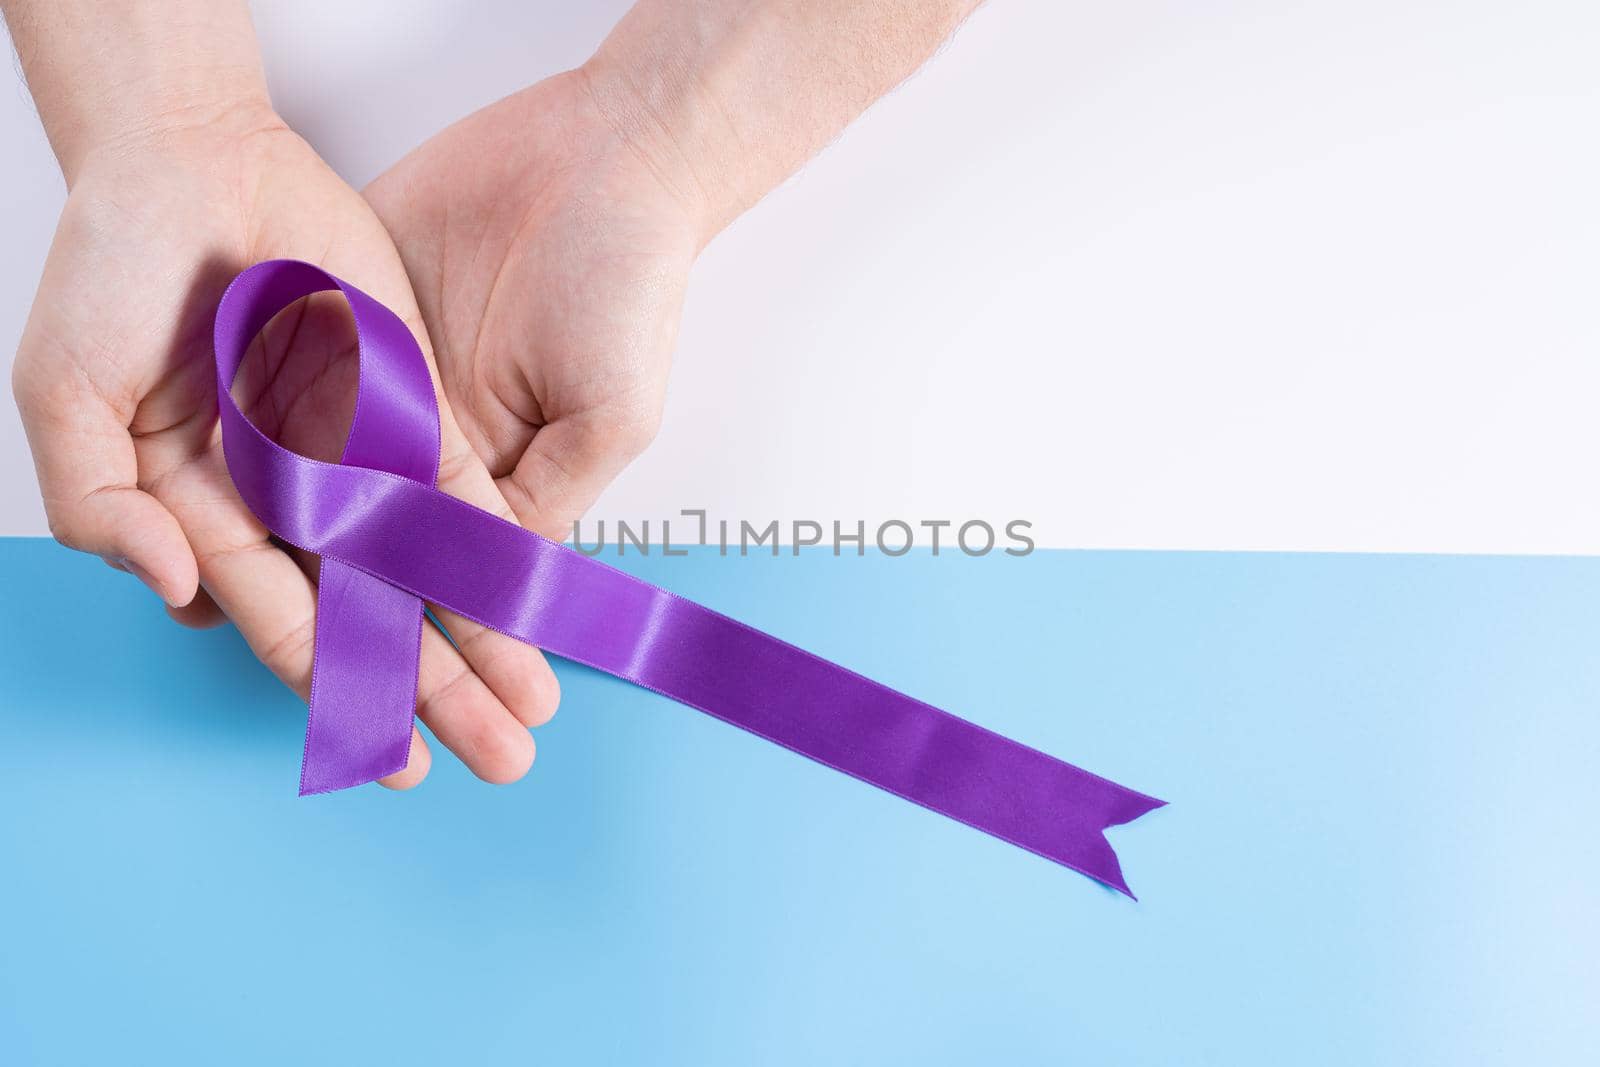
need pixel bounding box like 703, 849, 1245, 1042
1, 539, 1595, 1064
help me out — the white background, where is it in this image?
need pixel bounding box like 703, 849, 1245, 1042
3, 1, 1597, 552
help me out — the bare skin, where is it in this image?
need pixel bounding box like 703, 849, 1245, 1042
367, 0, 983, 537
5, 0, 981, 787
6, 3, 555, 787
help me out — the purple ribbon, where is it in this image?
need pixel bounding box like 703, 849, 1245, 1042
213, 259, 1164, 895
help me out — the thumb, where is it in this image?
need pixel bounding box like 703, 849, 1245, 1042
499, 406, 662, 541
14, 361, 198, 608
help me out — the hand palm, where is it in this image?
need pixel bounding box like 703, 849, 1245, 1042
15, 120, 556, 787
367, 74, 701, 539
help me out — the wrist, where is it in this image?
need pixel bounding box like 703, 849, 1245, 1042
577, 0, 980, 247
4, 1, 273, 187
64, 87, 282, 190
576, 50, 746, 248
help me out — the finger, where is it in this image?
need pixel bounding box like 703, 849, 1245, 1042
16, 370, 198, 607
429, 414, 562, 728
197, 494, 535, 786
204, 526, 537, 786
175, 534, 432, 783
166, 585, 228, 629
499, 405, 661, 541
176, 543, 432, 783
150, 463, 422, 785
414, 608, 537, 784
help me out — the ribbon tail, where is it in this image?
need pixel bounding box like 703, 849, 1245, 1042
1046, 785, 1167, 898
220, 402, 1168, 883
297, 560, 424, 795
213, 259, 1164, 892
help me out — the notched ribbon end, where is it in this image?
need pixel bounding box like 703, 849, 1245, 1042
1083, 788, 1168, 900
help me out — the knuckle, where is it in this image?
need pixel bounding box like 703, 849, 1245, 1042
589, 404, 662, 459
45, 511, 84, 551
11, 366, 49, 426
258, 617, 317, 678
625, 408, 664, 452
12, 343, 75, 418
9, 356, 29, 410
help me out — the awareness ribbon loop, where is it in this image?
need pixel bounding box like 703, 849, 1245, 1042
214, 260, 1164, 895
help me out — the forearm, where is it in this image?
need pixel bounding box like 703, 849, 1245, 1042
582, 0, 981, 242
1, 0, 271, 185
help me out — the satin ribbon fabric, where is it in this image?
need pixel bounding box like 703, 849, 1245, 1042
213, 260, 1164, 895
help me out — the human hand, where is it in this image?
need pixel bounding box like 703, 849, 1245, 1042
365, 72, 701, 539
9, 13, 558, 786
365, 0, 980, 537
